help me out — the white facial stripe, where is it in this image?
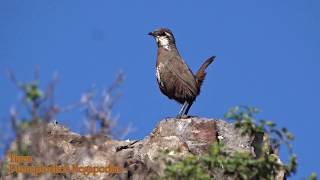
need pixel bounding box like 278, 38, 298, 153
164, 32, 171, 37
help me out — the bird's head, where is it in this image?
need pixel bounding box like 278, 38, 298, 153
148, 28, 176, 49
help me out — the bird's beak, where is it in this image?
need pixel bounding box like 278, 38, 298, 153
148, 32, 155, 36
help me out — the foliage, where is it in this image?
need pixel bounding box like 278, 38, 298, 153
309, 172, 317, 180
225, 106, 294, 154
21, 82, 43, 102
81, 72, 125, 136
162, 106, 297, 180
5, 70, 125, 139
163, 155, 210, 180
0, 70, 126, 177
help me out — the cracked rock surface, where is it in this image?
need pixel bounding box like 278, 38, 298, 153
3, 117, 267, 180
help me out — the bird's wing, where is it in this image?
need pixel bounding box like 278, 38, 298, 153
165, 55, 198, 96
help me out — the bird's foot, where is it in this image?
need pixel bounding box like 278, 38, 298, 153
176, 114, 190, 119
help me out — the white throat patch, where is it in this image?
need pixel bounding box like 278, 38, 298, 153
156, 36, 170, 50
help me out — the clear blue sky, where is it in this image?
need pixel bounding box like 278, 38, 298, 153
0, 0, 319, 178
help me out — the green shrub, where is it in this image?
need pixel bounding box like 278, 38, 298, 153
162, 106, 297, 180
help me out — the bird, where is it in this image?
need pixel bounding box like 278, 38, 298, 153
148, 28, 215, 118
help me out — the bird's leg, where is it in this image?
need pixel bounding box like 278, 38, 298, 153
177, 101, 188, 118
183, 102, 193, 116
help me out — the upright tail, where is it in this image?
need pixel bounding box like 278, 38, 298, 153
195, 56, 216, 89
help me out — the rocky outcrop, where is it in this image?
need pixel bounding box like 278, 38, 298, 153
2, 117, 281, 180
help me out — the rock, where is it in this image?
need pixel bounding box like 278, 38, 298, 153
215, 119, 254, 155
2, 117, 283, 180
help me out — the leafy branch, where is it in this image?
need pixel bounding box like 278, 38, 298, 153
162, 106, 298, 180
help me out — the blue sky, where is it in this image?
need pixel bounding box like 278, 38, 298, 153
0, 0, 319, 178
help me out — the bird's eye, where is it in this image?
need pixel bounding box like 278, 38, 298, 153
160, 32, 166, 36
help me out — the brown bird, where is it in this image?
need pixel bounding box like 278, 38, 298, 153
148, 28, 215, 118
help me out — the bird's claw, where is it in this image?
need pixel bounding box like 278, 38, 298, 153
176, 114, 189, 119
